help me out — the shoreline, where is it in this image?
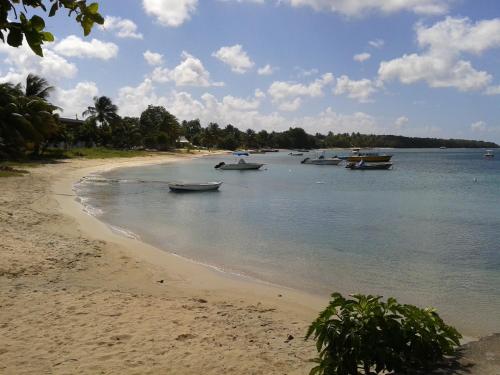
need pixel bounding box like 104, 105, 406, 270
54, 154, 327, 320
1, 152, 498, 374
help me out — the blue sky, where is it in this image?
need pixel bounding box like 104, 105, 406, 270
2, 0, 500, 142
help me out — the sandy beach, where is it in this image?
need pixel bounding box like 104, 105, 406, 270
1, 153, 499, 374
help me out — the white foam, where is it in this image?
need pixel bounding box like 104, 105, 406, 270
108, 225, 141, 240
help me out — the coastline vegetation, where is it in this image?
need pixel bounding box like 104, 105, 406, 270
306, 293, 462, 375
0, 74, 497, 162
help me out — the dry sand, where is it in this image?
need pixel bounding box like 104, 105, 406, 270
1, 153, 498, 374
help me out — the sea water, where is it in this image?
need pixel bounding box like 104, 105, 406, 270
75, 149, 500, 336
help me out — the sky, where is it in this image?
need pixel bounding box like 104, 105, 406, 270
1, 0, 500, 142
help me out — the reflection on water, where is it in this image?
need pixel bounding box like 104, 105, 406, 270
76, 149, 500, 336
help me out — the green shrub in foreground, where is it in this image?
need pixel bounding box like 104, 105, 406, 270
306, 293, 462, 375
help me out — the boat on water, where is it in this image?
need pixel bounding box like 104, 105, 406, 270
215, 158, 264, 170
484, 150, 495, 158
249, 149, 266, 154
289, 152, 303, 156
346, 161, 392, 170
346, 150, 392, 163
169, 181, 222, 192
261, 148, 279, 152
440, 146, 447, 149
233, 151, 250, 156
301, 155, 342, 165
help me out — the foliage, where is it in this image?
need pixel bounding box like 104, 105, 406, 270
44, 147, 155, 159
82, 96, 119, 127
305, 293, 462, 375
0, 76, 61, 158
0, 0, 103, 56
139, 105, 180, 150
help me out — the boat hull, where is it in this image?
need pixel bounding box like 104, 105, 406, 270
219, 163, 264, 170
302, 158, 342, 165
347, 155, 392, 162
346, 163, 392, 170
169, 182, 222, 191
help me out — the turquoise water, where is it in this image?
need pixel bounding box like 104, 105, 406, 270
76, 149, 500, 336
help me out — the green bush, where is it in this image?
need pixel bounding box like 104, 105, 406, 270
306, 293, 462, 375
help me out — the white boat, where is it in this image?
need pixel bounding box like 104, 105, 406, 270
301, 156, 342, 165
484, 150, 495, 158
168, 181, 222, 191
214, 158, 264, 170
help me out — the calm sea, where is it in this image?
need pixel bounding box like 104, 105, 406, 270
75, 149, 500, 336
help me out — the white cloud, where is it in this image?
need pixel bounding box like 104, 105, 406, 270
334, 75, 377, 102
268, 73, 334, 101
353, 52, 371, 62
117, 79, 169, 117
53, 35, 118, 60
143, 0, 198, 27
379, 17, 500, 92
54, 81, 99, 118
295, 67, 319, 77
417, 17, 500, 56
369, 39, 385, 48
212, 44, 255, 73
278, 0, 450, 16
257, 64, 276, 75
143, 50, 164, 66
0, 44, 77, 84
379, 53, 491, 92
149, 51, 223, 87
470, 121, 487, 132
278, 98, 302, 112
394, 116, 409, 129
102, 16, 143, 39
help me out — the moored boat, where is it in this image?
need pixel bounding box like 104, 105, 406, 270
301, 156, 342, 165
289, 152, 303, 156
215, 159, 264, 170
484, 150, 495, 159
168, 181, 222, 191
346, 161, 392, 170
347, 153, 392, 163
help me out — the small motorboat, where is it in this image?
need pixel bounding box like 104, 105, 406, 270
347, 153, 392, 163
289, 152, 303, 156
233, 151, 249, 156
346, 161, 392, 170
484, 150, 495, 159
168, 181, 222, 192
261, 148, 279, 152
301, 155, 342, 165
215, 159, 264, 170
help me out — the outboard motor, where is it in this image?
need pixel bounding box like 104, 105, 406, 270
214, 162, 225, 169
301, 158, 309, 164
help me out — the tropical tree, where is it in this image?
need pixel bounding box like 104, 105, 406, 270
1, 1, 104, 56
82, 96, 119, 127
24, 73, 54, 99
139, 105, 180, 150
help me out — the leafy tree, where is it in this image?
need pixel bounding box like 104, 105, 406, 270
0, 76, 60, 157
0, 0, 104, 56
139, 105, 180, 150
82, 96, 119, 127
306, 293, 462, 375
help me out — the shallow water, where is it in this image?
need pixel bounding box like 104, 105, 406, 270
76, 149, 500, 336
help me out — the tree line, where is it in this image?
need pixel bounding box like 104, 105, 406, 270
1, 74, 497, 159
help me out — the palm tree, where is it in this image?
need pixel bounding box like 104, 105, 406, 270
24, 73, 54, 100
82, 96, 119, 126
